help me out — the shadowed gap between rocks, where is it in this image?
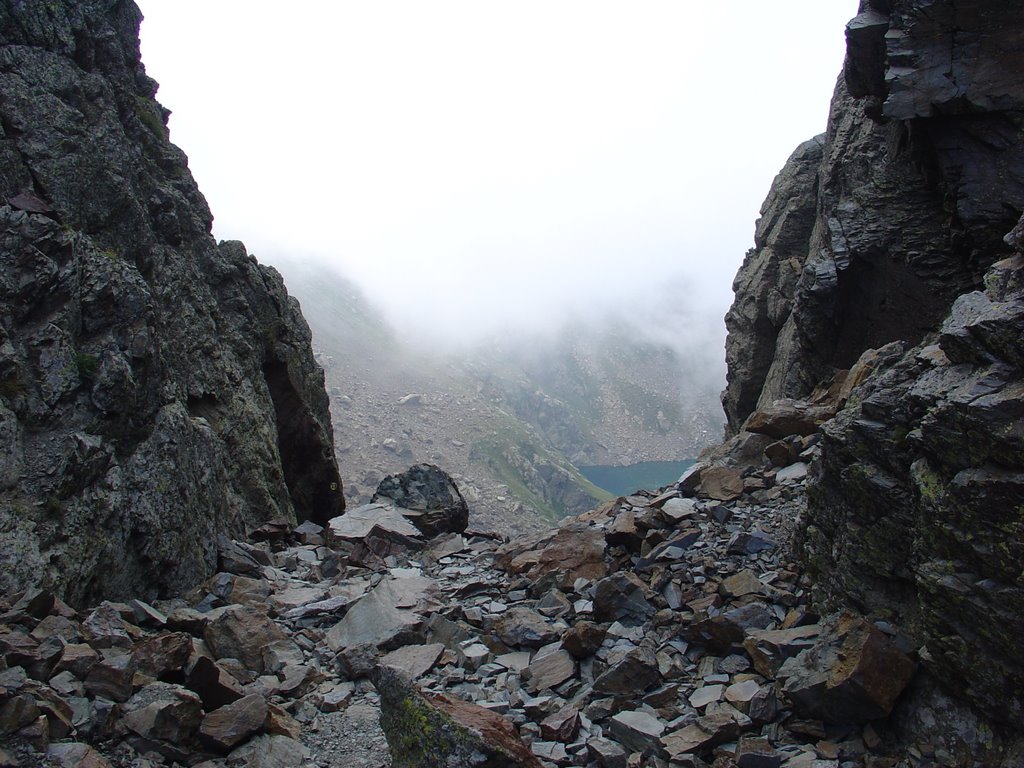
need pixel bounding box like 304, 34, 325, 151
261, 356, 341, 527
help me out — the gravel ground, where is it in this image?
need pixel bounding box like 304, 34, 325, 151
302, 696, 391, 768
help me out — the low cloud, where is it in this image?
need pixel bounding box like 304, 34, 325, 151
136, 0, 856, 382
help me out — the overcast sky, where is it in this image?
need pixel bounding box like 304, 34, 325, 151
135, 1, 855, 354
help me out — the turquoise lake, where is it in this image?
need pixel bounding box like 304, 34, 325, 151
580, 460, 696, 497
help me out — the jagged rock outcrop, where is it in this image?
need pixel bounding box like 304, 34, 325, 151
805, 248, 1024, 760
723, 136, 824, 431
724, 0, 1024, 434
724, 1, 1024, 763
0, 1, 342, 605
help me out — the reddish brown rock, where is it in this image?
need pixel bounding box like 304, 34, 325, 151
562, 621, 607, 659
265, 702, 302, 740
84, 652, 133, 702
778, 612, 916, 723
203, 606, 298, 674
0, 694, 39, 736
495, 607, 560, 649
131, 632, 193, 680
741, 399, 834, 439
374, 666, 543, 767
698, 466, 745, 501
199, 693, 268, 751
540, 707, 581, 742
494, 522, 607, 590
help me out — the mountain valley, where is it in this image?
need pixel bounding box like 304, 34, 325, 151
274, 259, 722, 534
1, 1, 1023, 767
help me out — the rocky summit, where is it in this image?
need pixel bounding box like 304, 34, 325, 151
2, 0, 1024, 767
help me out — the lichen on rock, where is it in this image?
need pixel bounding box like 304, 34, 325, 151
0, 0, 343, 605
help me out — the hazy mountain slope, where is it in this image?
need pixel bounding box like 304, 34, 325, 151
272, 258, 722, 532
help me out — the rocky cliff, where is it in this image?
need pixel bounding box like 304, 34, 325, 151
725, 0, 1024, 761
0, 1, 342, 606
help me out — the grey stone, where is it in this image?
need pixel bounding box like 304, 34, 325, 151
524, 649, 575, 693
325, 575, 434, 651
327, 503, 422, 542
495, 607, 560, 649
735, 736, 781, 768
592, 572, 656, 624
122, 682, 203, 744
609, 710, 665, 755
587, 736, 628, 768
689, 684, 725, 709
381, 642, 445, 679
226, 734, 309, 768
593, 646, 661, 695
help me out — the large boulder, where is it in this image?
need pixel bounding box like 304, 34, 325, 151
373, 464, 469, 537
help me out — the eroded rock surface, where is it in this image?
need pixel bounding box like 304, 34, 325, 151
722, 0, 1024, 762
0, 0, 342, 605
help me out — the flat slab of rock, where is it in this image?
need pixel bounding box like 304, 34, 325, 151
380, 643, 445, 680
775, 462, 809, 484
327, 503, 423, 542
524, 649, 575, 693
698, 466, 745, 501
609, 710, 665, 755
326, 575, 435, 651
689, 684, 725, 709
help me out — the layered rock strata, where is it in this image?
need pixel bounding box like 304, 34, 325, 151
0, 1, 342, 605
724, 0, 1024, 433
723, 0, 1024, 761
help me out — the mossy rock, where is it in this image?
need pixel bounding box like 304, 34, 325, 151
373, 666, 541, 768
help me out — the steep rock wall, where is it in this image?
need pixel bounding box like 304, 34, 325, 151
0, 0, 343, 605
725, 0, 1024, 760
724, 0, 1024, 434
